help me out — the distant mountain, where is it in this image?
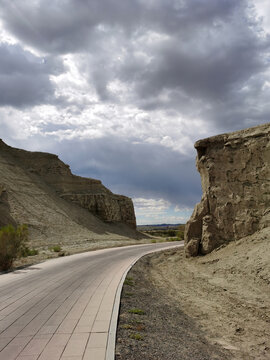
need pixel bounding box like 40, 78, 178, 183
137, 224, 183, 231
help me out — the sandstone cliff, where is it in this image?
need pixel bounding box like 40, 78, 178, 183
0, 140, 138, 247
185, 122, 270, 257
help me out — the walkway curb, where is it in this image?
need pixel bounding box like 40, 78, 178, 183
105, 242, 184, 360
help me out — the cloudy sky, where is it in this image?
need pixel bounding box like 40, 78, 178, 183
0, 0, 269, 225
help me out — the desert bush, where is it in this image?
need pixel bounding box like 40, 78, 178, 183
21, 247, 39, 257
129, 333, 144, 341
128, 308, 146, 315
0, 224, 28, 271
50, 245, 62, 252
124, 277, 134, 286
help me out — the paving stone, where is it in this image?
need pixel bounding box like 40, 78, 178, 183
61, 333, 89, 357
87, 333, 107, 348
91, 320, 110, 333
0, 242, 183, 360
38, 346, 64, 360
21, 336, 52, 356
83, 347, 106, 360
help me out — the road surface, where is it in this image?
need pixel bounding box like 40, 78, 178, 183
0, 241, 183, 360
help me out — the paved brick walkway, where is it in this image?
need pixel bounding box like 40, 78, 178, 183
0, 242, 183, 360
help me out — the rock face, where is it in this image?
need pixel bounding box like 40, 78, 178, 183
185, 123, 270, 257
0, 140, 137, 246
2, 143, 136, 228
61, 193, 136, 228
0, 140, 136, 229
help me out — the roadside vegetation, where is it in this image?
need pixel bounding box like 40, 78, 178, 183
140, 224, 185, 241
21, 247, 39, 257
0, 224, 30, 271
50, 245, 62, 253
118, 274, 147, 347
49, 245, 66, 257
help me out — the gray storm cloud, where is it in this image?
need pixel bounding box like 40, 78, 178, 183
1, 0, 269, 126
0, 0, 269, 222
0, 43, 64, 107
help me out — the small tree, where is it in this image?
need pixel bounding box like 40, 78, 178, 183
0, 224, 28, 271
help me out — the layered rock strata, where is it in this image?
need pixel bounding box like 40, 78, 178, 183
0, 140, 136, 230
185, 123, 270, 257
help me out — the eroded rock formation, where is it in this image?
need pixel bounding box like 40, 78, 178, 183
185, 123, 270, 257
0, 140, 136, 241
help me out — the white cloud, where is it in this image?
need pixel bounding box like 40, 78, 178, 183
134, 197, 193, 224
133, 198, 171, 212
252, 0, 270, 34
0, 19, 17, 44
174, 205, 194, 213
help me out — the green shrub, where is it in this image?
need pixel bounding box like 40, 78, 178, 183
21, 247, 39, 257
129, 333, 144, 340
124, 277, 134, 286
0, 224, 28, 271
28, 248, 39, 256
128, 308, 145, 315
50, 245, 62, 252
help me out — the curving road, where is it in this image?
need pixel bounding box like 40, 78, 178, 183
0, 241, 183, 360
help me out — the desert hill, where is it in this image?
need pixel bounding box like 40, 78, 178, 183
0, 140, 142, 250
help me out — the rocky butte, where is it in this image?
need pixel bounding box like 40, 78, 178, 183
185, 122, 270, 257
0, 140, 137, 247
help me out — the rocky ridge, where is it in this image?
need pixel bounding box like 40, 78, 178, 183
185, 122, 270, 257
0, 140, 138, 247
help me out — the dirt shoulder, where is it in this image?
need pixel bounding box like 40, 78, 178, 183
10, 236, 164, 271
116, 228, 270, 360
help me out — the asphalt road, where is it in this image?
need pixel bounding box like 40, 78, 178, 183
0, 241, 183, 360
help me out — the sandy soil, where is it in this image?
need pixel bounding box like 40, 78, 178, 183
116, 227, 270, 360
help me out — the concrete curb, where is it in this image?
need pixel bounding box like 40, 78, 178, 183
105, 242, 184, 360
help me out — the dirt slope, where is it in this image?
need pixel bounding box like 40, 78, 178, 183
116, 227, 270, 359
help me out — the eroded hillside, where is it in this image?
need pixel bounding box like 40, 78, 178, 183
0, 140, 140, 249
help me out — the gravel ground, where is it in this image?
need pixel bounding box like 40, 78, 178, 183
116, 228, 270, 360
115, 255, 231, 360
